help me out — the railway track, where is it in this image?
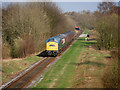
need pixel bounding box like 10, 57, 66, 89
2, 31, 83, 89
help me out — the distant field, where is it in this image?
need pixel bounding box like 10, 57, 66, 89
84, 30, 90, 34
33, 36, 112, 88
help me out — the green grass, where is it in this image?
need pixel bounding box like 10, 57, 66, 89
33, 37, 100, 88
84, 30, 90, 34
2, 56, 42, 84
32, 36, 112, 88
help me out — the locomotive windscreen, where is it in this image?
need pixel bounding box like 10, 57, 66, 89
48, 38, 54, 42
48, 38, 58, 42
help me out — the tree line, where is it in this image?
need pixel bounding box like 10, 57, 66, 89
2, 2, 75, 59
95, 2, 119, 51
95, 2, 119, 88
64, 10, 95, 30
2, 2, 119, 59
65, 2, 119, 52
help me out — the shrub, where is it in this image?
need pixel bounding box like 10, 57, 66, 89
11, 35, 35, 58
102, 58, 119, 88
95, 14, 118, 50
2, 42, 11, 59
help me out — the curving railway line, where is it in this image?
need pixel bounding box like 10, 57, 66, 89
2, 31, 83, 89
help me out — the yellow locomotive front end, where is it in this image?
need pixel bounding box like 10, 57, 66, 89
46, 38, 59, 56
46, 37, 61, 56
46, 42, 58, 51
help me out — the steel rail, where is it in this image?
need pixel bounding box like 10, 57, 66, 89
2, 31, 83, 89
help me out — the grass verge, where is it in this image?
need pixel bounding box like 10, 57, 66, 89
33, 37, 109, 88
84, 30, 90, 34
33, 35, 117, 88
2, 56, 42, 84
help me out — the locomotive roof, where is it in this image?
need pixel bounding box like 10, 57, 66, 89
57, 31, 74, 38
64, 31, 74, 35
46, 36, 61, 43
57, 34, 66, 39
46, 31, 75, 43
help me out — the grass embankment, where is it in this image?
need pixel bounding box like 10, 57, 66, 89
84, 30, 89, 34
2, 56, 42, 84
33, 34, 112, 88
34, 37, 89, 88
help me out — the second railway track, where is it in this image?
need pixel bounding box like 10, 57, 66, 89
2, 31, 83, 89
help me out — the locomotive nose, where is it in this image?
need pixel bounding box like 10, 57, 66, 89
46, 42, 58, 51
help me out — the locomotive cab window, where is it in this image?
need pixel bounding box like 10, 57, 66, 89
47, 38, 58, 43
48, 38, 54, 42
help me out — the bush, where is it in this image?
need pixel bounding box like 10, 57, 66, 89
11, 35, 35, 58
95, 14, 118, 50
2, 42, 11, 59
102, 59, 119, 88
110, 48, 118, 59
11, 37, 23, 58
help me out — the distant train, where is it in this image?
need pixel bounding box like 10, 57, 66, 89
75, 26, 80, 34
75, 26, 80, 30
46, 31, 75, 56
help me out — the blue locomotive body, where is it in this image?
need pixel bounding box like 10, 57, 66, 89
46, 31, 75, 56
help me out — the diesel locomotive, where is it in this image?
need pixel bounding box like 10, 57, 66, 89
46, 31, 75, 56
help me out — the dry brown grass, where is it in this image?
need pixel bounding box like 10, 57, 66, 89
71, 38, 119, 88
71, 47, 106, 88
2, 42, 11, 59
102, 58, 119, 88
89, 30, 98, 40
88, 31, 120, 88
